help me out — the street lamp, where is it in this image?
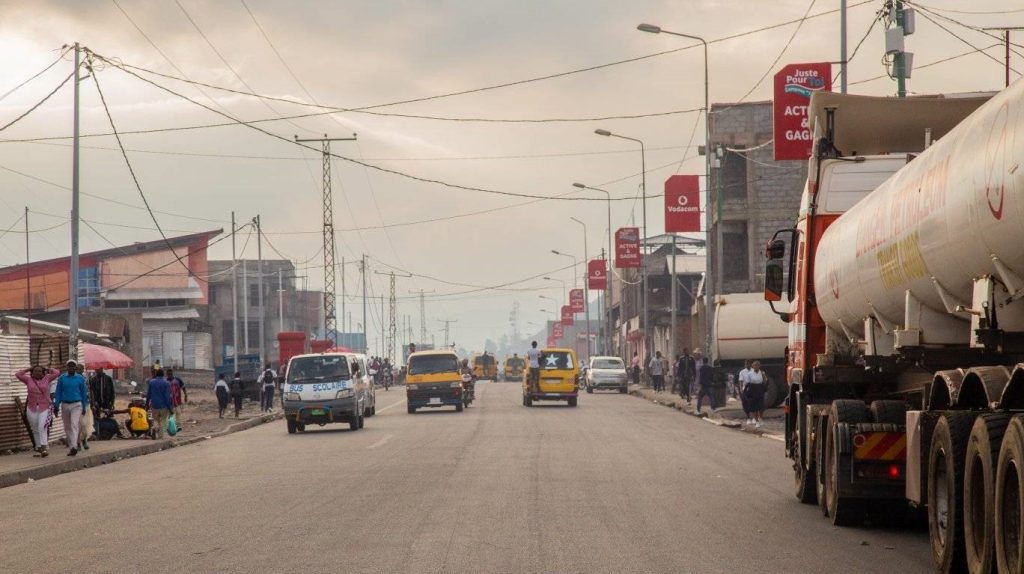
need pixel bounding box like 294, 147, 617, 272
594, 128, 648, 358
550, 250, 579, 288
573, 182, 614, 355
542, 276, 567, 305
637, 22, 713, 358
570, 216, 592, 361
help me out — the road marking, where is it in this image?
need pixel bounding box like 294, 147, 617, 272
367, 434, 393, 449
376, 398, 407, 413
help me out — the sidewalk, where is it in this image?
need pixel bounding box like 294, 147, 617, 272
626, 384, 785, 439
0, 394, 281, 489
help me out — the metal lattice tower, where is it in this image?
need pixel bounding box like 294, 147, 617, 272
388, 273, 397, 361
294, 133, 356, 345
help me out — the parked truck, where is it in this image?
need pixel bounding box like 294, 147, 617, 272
761, 86, 1024, 573
712, 292, 788, 408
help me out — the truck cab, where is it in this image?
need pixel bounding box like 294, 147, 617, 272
522, 348, 579, 407
282, 352, 373, 434
405, 350, 465, 413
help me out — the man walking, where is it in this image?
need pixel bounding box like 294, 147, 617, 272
259, 363, 277, 412
88, 368, 115, 418
166, 369, 188, 424
526, 341, 541, 395
145, 369, 173, 439
648, 351, 666, 392
53, 361, 88, 456
675, 348, 696, 403
695, 357, 716, 415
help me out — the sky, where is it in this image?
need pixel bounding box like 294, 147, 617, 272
0, 0, 1021, 352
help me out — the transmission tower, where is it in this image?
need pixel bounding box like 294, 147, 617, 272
388, 273, 396, 361
509, 301, 521, 342
294, 133, 356, 345
410, 289, 435, 343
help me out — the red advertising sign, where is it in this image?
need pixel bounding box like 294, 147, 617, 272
615, 227, 641, 268
552, 322, 564, 338
664, 175, 701, 232
587, 259, 607, 290
773, 62, 832, 160
569, 289, 584, 312
561, 305, 575, 326
546, 336, 557, 347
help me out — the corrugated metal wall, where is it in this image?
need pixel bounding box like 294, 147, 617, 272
0, 335, 67, 451
184, 332, 211, 370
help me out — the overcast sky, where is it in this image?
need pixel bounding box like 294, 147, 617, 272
0, 0, 1020, 351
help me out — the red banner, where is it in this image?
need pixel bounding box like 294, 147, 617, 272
546, 336, 557, 347
615, 227, 641, 268
552, 322, 564, 338
561, 305, 575, 326
569, 289, 584, 312
773, 62, 832, 160
588, 259, 607, 290
664, 175, 701, 232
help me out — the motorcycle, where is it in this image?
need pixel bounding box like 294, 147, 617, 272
461, 373, 475, 407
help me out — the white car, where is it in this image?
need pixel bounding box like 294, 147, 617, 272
584, 356, 628, 394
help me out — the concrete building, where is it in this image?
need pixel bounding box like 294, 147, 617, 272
707, 100, 809, 295
202, 259, 323, 369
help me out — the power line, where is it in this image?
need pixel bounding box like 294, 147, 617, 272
0, 69, 76, 133
849, 43, 1004, 85
735, 0, 819, 103
835, 6, 885, 84
907, 2, 1024, 16
913, 7, 1018, 72
0, 47, 70, 103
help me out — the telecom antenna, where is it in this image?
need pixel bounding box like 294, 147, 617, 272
294, 133, 356, 345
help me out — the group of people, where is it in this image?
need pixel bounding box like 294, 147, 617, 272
630, 349, 769, 428
15, 361, 120, 458
369, 357, 394, 387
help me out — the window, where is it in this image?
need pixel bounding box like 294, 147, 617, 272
540, 351, 575, 370
287, 355, 350, 383
408, 354, 459, 375
78, 267, 99, 308
721, 221, 749, 282
721, 146, 748, 200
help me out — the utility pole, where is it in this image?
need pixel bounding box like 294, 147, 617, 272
983, 27, 1024, 87
410, 289, 434, 343
242, 260, 249, 354
670, 235, 677, 368
341, 256, 345, 340
255, 215, 264, 367
231, 213, 239, 373
69, 42, 81, 361
840, 0, 848, 94
388, 274, 396, 360
294, 133, 357, 346
886, 1, 914, 98
361, 255, 367, 354
25, 207, 31, 336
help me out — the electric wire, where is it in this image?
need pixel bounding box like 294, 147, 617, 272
849, 43, 1004, 85
912, 8, 1018, 72
735, 0, 818, 103
0, 47, 71, 103
0, 69, 76, 133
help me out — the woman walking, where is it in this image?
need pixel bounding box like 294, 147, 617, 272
214, 374, 230, 418
15, 365, 60, 457
229, 372, 244, 418
630, 352, 641, 386
743, 361, 767, 428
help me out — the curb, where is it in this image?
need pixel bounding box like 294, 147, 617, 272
627, 387, 783, 440
0, 412, 283, 489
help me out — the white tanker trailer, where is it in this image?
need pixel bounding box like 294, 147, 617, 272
763, 82, 1024, 573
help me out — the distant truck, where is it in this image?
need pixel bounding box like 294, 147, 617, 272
711, 293, 788, 408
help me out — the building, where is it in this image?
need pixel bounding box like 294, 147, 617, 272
0, 230, 221, 378
202, 259, 324, 369
707, 100, 809, 295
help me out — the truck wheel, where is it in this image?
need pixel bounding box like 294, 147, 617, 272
928, 411, 977, 573
995, 416, 1024, 574
816, 414, 830, 516
793, 409, 816, 504
825, 400, 869, 526
287, 419, 297, 434
870, 400, 908, 425
965, 414, 1011, 574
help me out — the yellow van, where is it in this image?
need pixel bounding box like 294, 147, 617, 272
503, 354, 525, 382
406, 350, 466, 414
472, 352, 498, 381
522, 347, 579, 407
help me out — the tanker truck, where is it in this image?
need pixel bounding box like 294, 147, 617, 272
711, 293, 788, 408
761, 85, 1024, 574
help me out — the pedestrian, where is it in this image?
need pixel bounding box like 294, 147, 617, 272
15, 365, 60, 457
695, 357, 716, 415
744, 361, 767, 428
88, 368, 115, 418
229, 372, 244, 418
526, 341, 542, 395
214, 374, 230, 418
675, 348, 696, 403
258, 363, 276, 412
53, 361, 88, 456
630, 352, 641, 386
165, 369, 188, 423
145, 368, 173, 440
737, 360, 753, 423
648, 351, 666, 392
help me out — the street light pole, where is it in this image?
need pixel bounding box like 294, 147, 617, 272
570, 217, 591, 361
573, 183, 613, 356
595, 129, 647, 359
550, 250, 578, 290
637, 23, 713, 357
543, 276, 567, 306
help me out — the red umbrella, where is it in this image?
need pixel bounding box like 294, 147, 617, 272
81, 343, 134, 370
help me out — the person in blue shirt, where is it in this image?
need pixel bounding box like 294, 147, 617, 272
53, 360, 88, 456
145, 369, 174, 439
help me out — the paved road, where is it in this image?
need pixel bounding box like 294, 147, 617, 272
2, 382, 932, 573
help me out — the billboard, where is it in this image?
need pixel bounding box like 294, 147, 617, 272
615, 227, 641, 268
546, 336, 557, 347
773, 62, 832, 160
587, 259, 607, 290
561, 305, 574, 326
552, 322, 564, 338
569, 288, 584, 312
664, 175, 701, 232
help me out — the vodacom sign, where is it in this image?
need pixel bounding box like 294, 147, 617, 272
664, 175, 700, 233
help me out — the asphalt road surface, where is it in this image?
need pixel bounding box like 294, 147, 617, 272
2, 382, 933, 573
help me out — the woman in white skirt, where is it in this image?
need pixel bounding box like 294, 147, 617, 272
15, 365, 61, 457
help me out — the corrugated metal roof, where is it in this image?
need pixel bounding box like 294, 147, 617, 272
140, 308, 200, 320
103, 287, 204, 301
